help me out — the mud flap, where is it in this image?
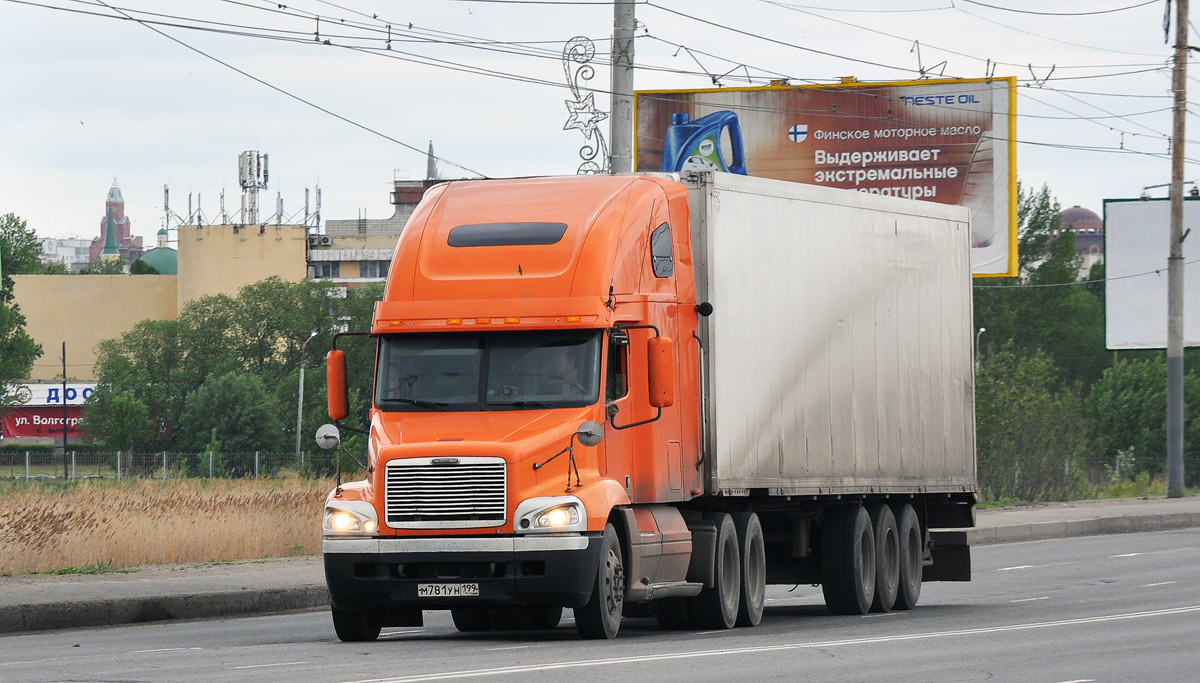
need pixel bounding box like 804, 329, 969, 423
923, 530, 971, 581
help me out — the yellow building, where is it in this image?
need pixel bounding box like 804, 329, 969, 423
12, 224, 308, 381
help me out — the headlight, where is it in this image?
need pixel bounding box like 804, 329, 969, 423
514, 496, 586, 534
323, 500, 379, 535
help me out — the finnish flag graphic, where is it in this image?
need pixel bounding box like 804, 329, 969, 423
788, 123, 808, 143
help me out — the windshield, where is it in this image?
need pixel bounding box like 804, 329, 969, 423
375, 330, 602, 411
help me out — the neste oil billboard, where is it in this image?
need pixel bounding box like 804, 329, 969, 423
635, 77, 1017, 277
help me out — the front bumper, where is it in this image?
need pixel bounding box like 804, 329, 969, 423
323, 534, 603, 611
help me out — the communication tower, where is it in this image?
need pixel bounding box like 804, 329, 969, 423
238, 151, 269, 224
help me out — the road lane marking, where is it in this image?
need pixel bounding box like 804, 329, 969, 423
1109, 552, 1143, 558
232, 661, 308, 670
1056, 679, 1095, 683
1009, 597, 1050, 603
1141, 581, 1176, 587
484, 646, 530, 651
997, 565, 1034, 571
131, 647, 203, 653
341, 605, 1200, 683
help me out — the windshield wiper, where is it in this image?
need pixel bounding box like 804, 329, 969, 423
388, 398, 451, 411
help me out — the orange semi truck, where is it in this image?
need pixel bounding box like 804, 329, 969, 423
318, 171, 977, 641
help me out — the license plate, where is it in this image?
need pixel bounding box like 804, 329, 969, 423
417, 583, 480, 598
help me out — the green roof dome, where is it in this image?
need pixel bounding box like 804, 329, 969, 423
138, 247, 178, 275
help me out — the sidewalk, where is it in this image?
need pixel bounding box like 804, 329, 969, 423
2, 495, 1199, 635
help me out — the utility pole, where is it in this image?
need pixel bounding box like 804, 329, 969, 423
609, 0, 635, 173
1167, 0, 1188, 498
61, 342, 68, 480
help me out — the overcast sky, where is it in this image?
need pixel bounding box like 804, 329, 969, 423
0, 0, 1188, 243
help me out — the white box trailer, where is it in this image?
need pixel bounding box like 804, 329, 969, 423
686, 172, 977, 499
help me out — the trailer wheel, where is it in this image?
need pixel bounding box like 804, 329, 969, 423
451, 608, 493, 632
894, 503, 923, 610
820, 505, 876, 615
331, 606, 381, 642
574, 523, 625, 639
731, 511, 766, 627
868, 504, 899, 613
689, 512, 741, 629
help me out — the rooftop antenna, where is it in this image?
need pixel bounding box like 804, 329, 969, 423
238, 151, 269, 224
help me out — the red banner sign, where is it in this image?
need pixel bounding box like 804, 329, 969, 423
0, 406, 83, 438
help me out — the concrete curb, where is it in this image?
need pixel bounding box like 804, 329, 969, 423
3, 508, 1199, 636
969, 511, 1200, 546
0, 586, 329, 634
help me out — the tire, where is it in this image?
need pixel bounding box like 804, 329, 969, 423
331, 606, 381, 642
868, 504, 899, 613
893, 503, 923, 610
731, 511, 766, 627
451, 608, 493, 632
574, 524, 625, 639
820, 505, 876, 615
688, 512, 741, 629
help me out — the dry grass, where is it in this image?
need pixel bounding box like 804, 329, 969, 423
0, 477, 335, 574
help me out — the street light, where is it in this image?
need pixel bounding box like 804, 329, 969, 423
975, 327, 986, 370
296, 331, 319, 460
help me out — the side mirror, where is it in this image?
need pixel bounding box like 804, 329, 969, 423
576, 420, 604, 447
327, 350, 349, 421
315, 423, 341, 450
647, 336, 675, 408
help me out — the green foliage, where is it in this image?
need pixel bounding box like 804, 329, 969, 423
79, 389, 150, 453
973, 183, 1108, 385
975, 347, 1090, 502
179, 372, 283, 475
78, 259, 126, 275
0, 213, 45, 407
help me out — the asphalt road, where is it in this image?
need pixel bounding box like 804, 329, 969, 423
2, 529, 1197, 683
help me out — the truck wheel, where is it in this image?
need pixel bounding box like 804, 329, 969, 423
893, 503, 923, 610
331, 606, 381, 642
574, 524, 625, 639
820, 505, 876, 615
689, 512, 741, 629
451, 608, 493, 632
868, 504, 899, 613
731, 511, 766, 627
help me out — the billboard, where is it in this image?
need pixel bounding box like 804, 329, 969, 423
1104, 198, 1200, 349
635, 77, 1017, 277
0, 382, 94, 439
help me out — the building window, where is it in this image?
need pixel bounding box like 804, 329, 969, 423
312, 261, 340, 279
359, 260, 389, 279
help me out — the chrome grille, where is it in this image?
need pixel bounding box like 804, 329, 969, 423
384, 457, 506, 528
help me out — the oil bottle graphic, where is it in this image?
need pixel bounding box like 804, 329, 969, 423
659, 111, 747, 175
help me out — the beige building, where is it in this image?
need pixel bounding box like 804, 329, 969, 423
13, 224, 308, 381
176, 223, 308, 309
13, 275, 178, 381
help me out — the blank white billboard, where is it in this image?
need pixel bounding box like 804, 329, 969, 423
1105, 197, 1200, 349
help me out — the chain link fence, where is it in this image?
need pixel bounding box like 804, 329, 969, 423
1, 449, 353, 481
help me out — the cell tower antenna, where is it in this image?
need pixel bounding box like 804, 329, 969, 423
238, 150, 269, 224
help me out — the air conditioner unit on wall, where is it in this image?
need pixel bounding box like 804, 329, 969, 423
319, 235, 334, 246
307, 235, 320, 247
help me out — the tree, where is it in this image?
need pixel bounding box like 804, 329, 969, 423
0, 213, 44, 407
91, 319, 187, 450
178, 371, 284, 475
79, 259, 126, 275
973, 183, 1108, 385
975, 347, 1090, 501
79, 388, 150, 453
